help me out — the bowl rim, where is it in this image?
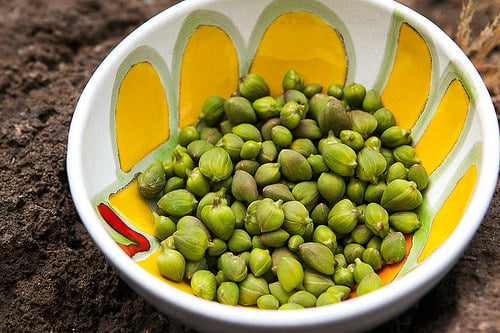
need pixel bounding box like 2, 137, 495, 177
67, 0, 499, 330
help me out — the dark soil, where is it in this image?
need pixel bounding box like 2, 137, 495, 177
0, 1, 498, 332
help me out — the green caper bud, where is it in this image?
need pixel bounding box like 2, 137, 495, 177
366, 236, 382, 251
234, 159, 260, 175
185, 257, 208, 280
223, 96, 257, 125
356, 272, 383, 296
349, 110, 378, 139
164, 176, 185, 193
389, 211, 421, 233
278, 149, 313, 182
210, 175, 233, 194
198, 147, 233, 182
177, 215, 212, 241
160, 235, 176, 251
259, 228, 290, 248
217, 281, 239, 305
407, 164, 429, 191
271, 125, 293, 148
218, 252, 248, 282
216, 133, 244, 161
318, 97, 351, 136
290, 138, 318, 157
172, 226, 209, 261
298, 242, 335, 275
303, 83, 323, 98
364, 136, 382, 151
380, 231, 406, 264
327, 198, 360, 234
280, 101, 305, 130
252, 96, 282, 120
199, 95, 225, 127
343, 242, 365, 264
364, 202, 390, 238
178, 126, 199, 147
312, 225, 337, 253
292, 181, 319, 211
385, 161, 408, 183
199, 126, 222, 146
282, 69, 305, 91
282, 200, 313, 236
157, 189, 198, 217
156, 248, 185, 282
254, 163, 281, 188
311, 203, 330, 226
276, 256, 304, 292
364, 181, 387, 203
137, 160, 166, 198
262, 183, 295, 202
344, 82, 366, 108
269, 281, 295, 305
186, 140, 214, 161
232, 170, 259, 203
201, 197, 236, 240
334, 253, 348, 268
284, 89, 309, 113
333, 266, 355, 287
362, 247, 383, 271
288, 290, 317, 308
153, 212, 176, 240
238, 73, 270, 101
288, 234, 305, 252
301, 268, 334, 297
393, 145, 421, 168
346, 178, 367, 205
252, 234, 267, 249
316, 291, 341, 307
195, 187, 227, 218
307, 154, 329, 175
207, 238, 227, 257
340, 130, 365, 151
327, 285, 352, 301
356, 147, 387, 184
215, 270, 228, 285
351, 224, 374, 245
380, 179, 423, 211
186, 167, 210, 197
353, 258, 375, 284
239, 251, 251, 266
279, 303, 305, 310
309, 93, 331, 121
238, 273, 270, 306
231, 200, 247, 229
362, 89, 384, 113
271, 247, 298, 274
162, 160, 175, 178
257, 294, 280, 310
317, 172, 346, 205
373, 108, 396, 135
318, 130, 341, 154
258, 140, 278, 164
249, 248, 272, 277
257, 198, 285, 233
380, 126, 412, 148
321, 142, 358, 177
260, 117, 281, 141
327, 83, 344, 99
232, 123, 262, 142
220, 119, 233, 135
239, 140, 262, 160
380, 147, 395, 166
244, 200, 261, 235
191, 270, 217, 300
228, 229, 253, 253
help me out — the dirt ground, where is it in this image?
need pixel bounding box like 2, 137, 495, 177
0, 0, 498, 332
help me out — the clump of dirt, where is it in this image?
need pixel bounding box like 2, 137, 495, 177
0, 1, 497, 332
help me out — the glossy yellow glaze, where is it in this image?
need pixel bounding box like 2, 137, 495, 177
251, 11, 347, 97
136, 247, 194, 294
415, 79, 470, 174
418, 165, 477, 261
381, 23, 431, 129
179, 25, 239, 128
108, 180, 155, 236
115, 62, 169, 172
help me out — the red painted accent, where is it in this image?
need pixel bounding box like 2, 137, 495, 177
97, 203, 150, 257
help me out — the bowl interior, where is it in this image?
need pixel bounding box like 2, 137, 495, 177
67, 0, 498, 331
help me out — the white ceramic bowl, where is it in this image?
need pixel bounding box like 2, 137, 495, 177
67, 0, 499, 332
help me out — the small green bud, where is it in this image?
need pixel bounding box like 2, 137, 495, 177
218, 252, 248, 282
240, 140, 262, 160
254, 163, 281, 188
316, 291, 341, 306
259, 228, 290, 248
207, 238, 227, 257
290, 138, 318, 157
164, 176, 185, 193
380, 231, 407, 264
340, 130, 365, 151
282, 200, 313, 236
191, 270, 217, 300
389, 211, 421, 233
327, 83, 344, 99
312, 225, 337, 253
364, 202, 390, 238
298, 242, 335, 275
318, 97, 351, 136
262, 183, 295, 202
258, 140, 279, 164
257, 198, 285, 233
282, 69, 305, 91
234, 159, 260, 176
138, 160, 166, 198
350, 224, 373, 245
349, 110, 378, 139
292, 181, 320, 211
200, 95, 225, 127
276, 256, 304, 292
257, 294, 280, 310
362, 89, 384, 113
232, 123, 262, 142
380, 179, 423, 211
407, 164, 429, 191
288, 234, 305, 252
333, 266, 355, 287
269, 281, 295, 305
172, 226, 209, 261
178, 126, 199, 147
238, 274, 270, 306
380, 126, 412, 148
185, 257, 208, 280
252, 96, 282, 120
353, 258, 375, 284
322, 142, 358, 177
198, 147, 233, 182
239, 73, 270, 101
346, 178, 367, 205
156, 248, 185, 282
216, 133, 244, 161
356, 147, 387, 184
293, 119, 323, 140
186, 167, 210, 197
157, 189, 198, 217
364, 181, 387, 203
303, 83, 323, 98
201, 197, 236, 240
288, 290, 317, 308
227, 229, 253, 253
373, 108, 396, 135
393, 145, 421, 168
344, 83, 366, 108
271, 125, 293, 148
260, 117, 281, 141
231, 170, 259, 203
249, 248, 272, 277
362, 247, 383, 271
280, 101, 305, 130
186, 140, 214, 162
385, 161, 408, 183
278, 149, 313, 182
217, 281, 239, 305
328, 199, 360, 234
199, 127, 222, 146
317, 172, 346, 205
343, 242, 365, 264
152, 212, 176, 240
356, 272, 383, 296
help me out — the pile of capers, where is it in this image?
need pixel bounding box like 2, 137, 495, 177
137, 70, 429, 309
